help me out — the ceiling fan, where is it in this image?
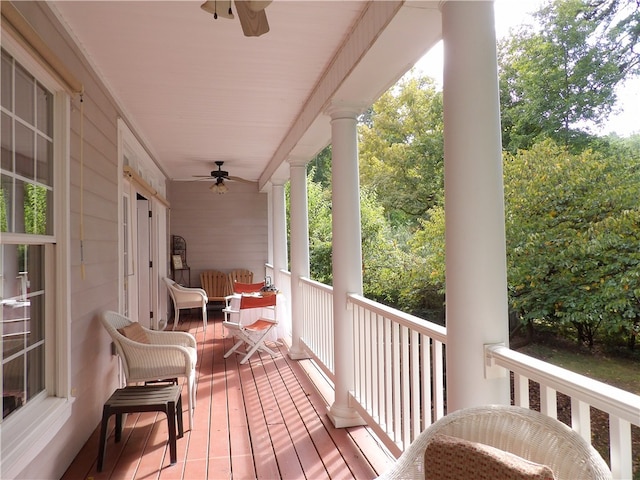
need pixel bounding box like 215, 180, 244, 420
193, 161, 253, 194
200, 1, 272, 37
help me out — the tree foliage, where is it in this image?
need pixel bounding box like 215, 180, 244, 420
359, 74, 444, 227
302, 168, 409, 308
582, 0, 640, 77
499, 0, 628, 153
504, 140, 640, 347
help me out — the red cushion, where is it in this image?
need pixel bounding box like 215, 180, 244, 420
240, 294, 276, 309
233, 281, 265, 293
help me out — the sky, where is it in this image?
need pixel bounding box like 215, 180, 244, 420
413, 0, 639, 137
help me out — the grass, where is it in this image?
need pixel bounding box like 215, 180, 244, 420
516, 338, 640, 479
517, 341, 640, 394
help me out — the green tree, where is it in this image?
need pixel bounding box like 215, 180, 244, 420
359, 73, 444, 228
302, 166, 410, 308
504, 140, 640, 348
499, 0, 627, 153
582, 0, 640, 77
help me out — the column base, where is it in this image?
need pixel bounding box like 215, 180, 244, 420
287, 347, 311, 360
327, 403, 366, 428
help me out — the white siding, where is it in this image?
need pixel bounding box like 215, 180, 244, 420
168, 180, 269, 286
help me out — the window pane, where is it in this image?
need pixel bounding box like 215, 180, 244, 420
3, 355, 25, 418
26, 346, 45, 401
1, 112, 12, 172
26, 245, 44, 346
24, 184, 51, 235
15, 122, 34, 179
36, 82, 52, 137
0, 174, 13, 232
1, 50, 12, 111
36, 134, 53, 186
1, 244, 45, 418
14, 64, 34, 124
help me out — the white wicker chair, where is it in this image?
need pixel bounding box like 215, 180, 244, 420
163, 277, 208, 330
99, 310, 198, 429
376, 405, 612, 480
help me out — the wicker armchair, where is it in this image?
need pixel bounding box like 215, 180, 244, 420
376, 405, 612, 480
163, 277, 208, 331
99, 310, 198, 429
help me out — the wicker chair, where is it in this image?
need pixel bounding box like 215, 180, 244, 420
376, 405, 612, 480
163, 277, 208, 331
99, 310, 197, 430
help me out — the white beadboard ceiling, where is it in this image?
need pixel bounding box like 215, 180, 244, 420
49, 1, 442, 188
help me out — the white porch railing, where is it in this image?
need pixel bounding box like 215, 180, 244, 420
486, 344, 640, 480
300, 277, 335, 376
349, 293, 446, 457
296, 275, 640, 477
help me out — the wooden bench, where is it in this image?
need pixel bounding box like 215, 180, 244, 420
97, 384, 183, 471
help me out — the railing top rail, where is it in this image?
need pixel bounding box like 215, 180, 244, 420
487, 344, 640, 426
348, 293, 447, 343
300, 276, 333, 294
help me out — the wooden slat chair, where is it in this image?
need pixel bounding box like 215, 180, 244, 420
200, 270, 230, 308
227, 269, 253, 293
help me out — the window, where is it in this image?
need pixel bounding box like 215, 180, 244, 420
1, 48, 54, 420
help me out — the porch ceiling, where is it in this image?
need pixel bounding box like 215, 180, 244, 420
49, 1, 441, 188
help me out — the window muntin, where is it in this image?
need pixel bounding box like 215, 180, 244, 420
1, 47, 53, 420
1, 49, 53, 236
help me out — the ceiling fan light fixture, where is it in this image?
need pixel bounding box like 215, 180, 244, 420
210, 178, 229, 194
200, 1, 234, 19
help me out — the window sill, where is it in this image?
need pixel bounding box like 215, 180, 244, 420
1, 396, 75, 479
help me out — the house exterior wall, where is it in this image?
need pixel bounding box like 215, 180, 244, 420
168, 180, 269, 287
7, 3, 131, 478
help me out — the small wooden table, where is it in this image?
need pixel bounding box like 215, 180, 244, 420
97, 384, 183, 472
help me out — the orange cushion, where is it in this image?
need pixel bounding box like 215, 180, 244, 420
233, 281, 265, 293
240, 294, 276, 309
424, 434, 556, 480
117, 322, 150, 344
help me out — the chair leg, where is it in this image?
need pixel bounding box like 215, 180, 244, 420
172, 308, 180, 331
187, 373, 195, 430
240, 330, 275, 364
202, 306, 207, 329
224, 339, 245, 358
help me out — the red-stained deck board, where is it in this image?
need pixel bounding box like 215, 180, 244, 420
61, 310, 392, 480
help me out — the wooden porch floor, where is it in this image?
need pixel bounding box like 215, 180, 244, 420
62, 310, 394, 480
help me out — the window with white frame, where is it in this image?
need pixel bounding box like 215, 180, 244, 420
1, 47, 54, 420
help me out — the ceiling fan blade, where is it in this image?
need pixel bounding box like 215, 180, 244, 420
228, 175, 256, 184
246, 1, 272, 12
234, 0, 270, 37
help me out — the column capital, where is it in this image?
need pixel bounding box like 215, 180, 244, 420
270, 178, 287, 187
287, 156, 309, 168
325, 101, 366, 120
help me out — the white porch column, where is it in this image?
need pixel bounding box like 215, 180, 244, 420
288, 158, 311, 359
442, 0, 510, 411
271, 180, 288, 289
327, 104, 365, 428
